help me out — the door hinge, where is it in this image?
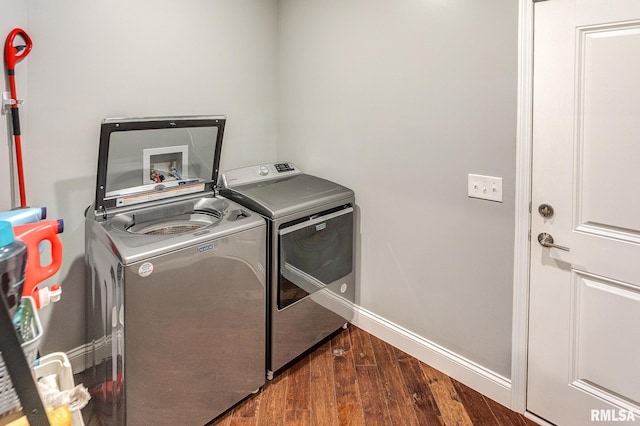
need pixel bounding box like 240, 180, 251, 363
528, 229, 531, 241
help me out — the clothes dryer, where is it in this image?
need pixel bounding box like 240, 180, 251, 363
220, 162, 355, 379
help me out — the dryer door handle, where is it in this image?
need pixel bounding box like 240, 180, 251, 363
279, 207, 353, 236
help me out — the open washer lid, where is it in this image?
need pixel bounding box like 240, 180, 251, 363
93, 116, 225, 213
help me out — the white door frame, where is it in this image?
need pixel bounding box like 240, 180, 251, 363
511, 0, 535, 414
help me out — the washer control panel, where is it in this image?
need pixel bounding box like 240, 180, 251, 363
221, 162, 301, 187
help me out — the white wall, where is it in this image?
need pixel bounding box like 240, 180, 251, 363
7, 0, 280, 353
1, 1, 28, 208
278, 0, 518, 378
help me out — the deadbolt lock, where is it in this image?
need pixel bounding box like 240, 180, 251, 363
538, 203, 554, 218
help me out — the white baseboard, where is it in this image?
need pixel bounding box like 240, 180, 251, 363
351, 305, 513, 409
524, 411, 554, 426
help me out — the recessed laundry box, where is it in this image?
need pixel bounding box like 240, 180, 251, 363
220, 162, 356, 380
84, 116, 266, 425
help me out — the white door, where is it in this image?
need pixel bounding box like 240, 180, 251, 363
528, 1, 640, 425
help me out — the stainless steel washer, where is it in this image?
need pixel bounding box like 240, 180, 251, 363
220, 162, 355, 379
84, 116, 266, 425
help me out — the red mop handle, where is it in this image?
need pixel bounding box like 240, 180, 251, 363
4, 28, 32, 75
12, 134, 27, 208
4, 28, 33, 208
4, 28, 32, 97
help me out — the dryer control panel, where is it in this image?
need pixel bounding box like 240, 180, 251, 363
221, 162, 301, 187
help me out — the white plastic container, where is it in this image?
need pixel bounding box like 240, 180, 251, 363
33, 352, 85, 426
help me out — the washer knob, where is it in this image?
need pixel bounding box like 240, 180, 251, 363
258, 165, 269, 176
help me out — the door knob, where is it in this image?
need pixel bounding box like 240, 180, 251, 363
537, 233, 570, 251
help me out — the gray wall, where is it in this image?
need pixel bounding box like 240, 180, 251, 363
277, 0, 518, 377
2, 1, 519, 381
3, 0, 280, 354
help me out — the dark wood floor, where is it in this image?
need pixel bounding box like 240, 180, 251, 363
212, 326, 537, 426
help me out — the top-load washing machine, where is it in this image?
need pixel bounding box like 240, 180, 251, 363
84, 116, 266, 425
220, 162, 355, 379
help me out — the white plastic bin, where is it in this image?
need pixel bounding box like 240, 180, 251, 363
33, 352, 85, 426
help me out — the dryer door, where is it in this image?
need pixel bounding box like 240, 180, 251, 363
278, 206, 353, 309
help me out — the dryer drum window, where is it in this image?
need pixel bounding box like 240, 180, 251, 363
278, 206, 353, 309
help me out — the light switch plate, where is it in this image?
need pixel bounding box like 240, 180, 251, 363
468, 174, 503, 202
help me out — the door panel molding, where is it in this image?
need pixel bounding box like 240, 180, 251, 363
569, 271, 640, 414
574, 20, 640, 241
576, 223, 640, 245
